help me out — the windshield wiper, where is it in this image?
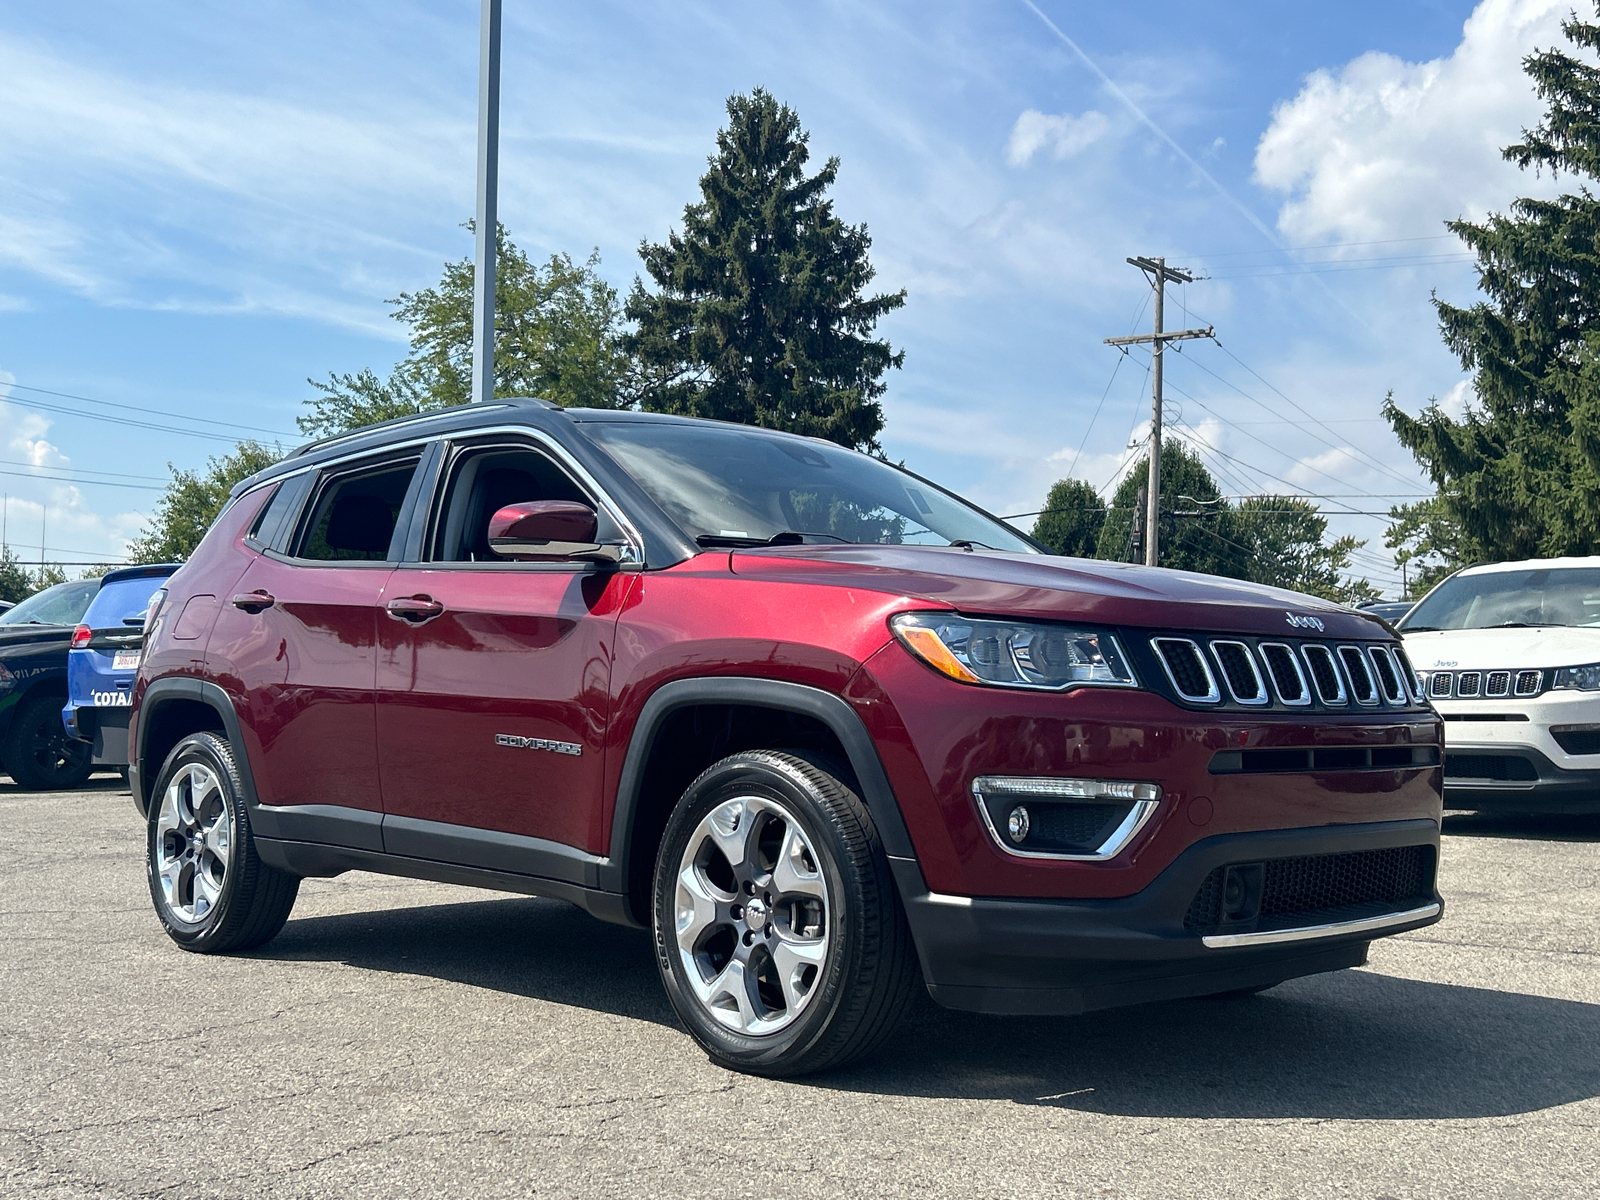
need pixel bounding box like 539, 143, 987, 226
949, 539, 998, 551
1398, 625, 1441, 633
696, 531, 851, 548
1483, 622, 1558, 629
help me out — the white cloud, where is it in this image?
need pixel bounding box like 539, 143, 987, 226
1005, 109, 1110, 166
1254, 0, 1569, 243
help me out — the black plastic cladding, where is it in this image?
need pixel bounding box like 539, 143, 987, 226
1125, 631, 1428, 714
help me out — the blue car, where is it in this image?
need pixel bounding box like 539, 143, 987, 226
63, 564, 179, 770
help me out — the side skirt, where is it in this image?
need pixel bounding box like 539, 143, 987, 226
254, 837, 635, 927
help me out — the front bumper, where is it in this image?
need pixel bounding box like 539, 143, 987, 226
894, 818, 1440, 1015
1442, 741, 1600, 814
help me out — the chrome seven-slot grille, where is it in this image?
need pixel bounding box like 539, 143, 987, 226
1424, 668, 1544, 700
1150, 636, 1423, 711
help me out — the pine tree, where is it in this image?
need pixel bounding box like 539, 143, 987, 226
626, 89, 905, 452
1031, 478, 1106, 556
1384, 7, 1600, 561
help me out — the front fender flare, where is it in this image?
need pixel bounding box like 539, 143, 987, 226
604, 676, 918, 900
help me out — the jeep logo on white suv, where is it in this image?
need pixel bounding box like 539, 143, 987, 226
1285, 612, 1326, 632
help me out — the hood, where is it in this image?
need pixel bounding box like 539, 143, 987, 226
729, 545, 1389, 639
1401, 625, 1600, 671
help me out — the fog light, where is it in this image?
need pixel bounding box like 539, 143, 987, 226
1006, 805, 1031, 844
972, 775, 1164, 861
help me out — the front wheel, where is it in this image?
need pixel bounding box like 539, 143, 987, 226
147, 732, 299, 953
652, 751, 919, 1077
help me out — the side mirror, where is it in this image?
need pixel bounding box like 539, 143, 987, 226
487, 501, 620, 562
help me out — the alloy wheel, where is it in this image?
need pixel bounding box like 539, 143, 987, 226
674, 794, 831, 1035
154, 763, 232, 924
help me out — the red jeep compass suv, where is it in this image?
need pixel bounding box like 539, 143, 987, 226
131, 399, 1443, 1076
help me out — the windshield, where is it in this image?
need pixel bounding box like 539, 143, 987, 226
584, 421, 1038, 553
1399, 567, 1600, 631
0, 579, 99, 627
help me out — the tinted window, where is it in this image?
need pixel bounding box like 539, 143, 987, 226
584, 421, 1036, 552
82, 575, 173, 630
1400, 567, 1600, 631
432, 445, 613, 562
293, 459, 420, 562
247, 474, 313, 552
0, 579, 99, 626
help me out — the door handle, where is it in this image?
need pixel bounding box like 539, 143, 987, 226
385, 595, 445, 623
231, 591, 275, 613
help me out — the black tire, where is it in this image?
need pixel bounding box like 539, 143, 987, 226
3, 694, 93, 790
652, 750, 919, 1077
146, 732, 299, 953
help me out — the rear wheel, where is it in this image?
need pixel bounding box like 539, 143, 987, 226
147, 732, 299, 952
3, 695, 93, 790
652, 751, 919, 1077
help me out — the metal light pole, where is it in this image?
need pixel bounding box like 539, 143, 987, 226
470, 0, 502, 405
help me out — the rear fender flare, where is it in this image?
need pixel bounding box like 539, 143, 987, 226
133, 678, 259, 819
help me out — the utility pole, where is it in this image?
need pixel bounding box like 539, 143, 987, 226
1104, 257, 1213, 567
470, 0, 503, 405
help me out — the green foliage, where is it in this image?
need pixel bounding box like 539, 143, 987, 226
302, 233, 632, 438
0, 546, 34, 605
1233, 496, 1378, 603
1087, 442, 1372, 599
1031, 478, 1106, 557
127, 441, 282, 563
1097, 441, 1234, 574
33, 563, 67, 590
1384, 8, 1600, 564
1384, 496, 1467, 598
626, 89, 905, 452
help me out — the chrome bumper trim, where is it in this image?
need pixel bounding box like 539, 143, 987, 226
1201, 902, 1441, 949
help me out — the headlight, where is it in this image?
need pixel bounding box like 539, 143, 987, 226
1553, 662, 1600, 690
889, 612, 1137, 690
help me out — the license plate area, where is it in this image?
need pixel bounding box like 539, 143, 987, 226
112, 651, 141, 671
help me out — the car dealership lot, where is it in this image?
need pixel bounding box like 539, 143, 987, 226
3, 781, 1596, 1200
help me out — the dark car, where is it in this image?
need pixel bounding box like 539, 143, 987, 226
1357, 600, 1415, 626
0, 577, 100, 789
130, 400, 1444, 1077
64, 564, 180, 770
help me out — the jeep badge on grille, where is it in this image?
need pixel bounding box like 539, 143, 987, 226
1285, 612, 1326, 632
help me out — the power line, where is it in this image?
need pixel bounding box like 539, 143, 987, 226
1184, 233, 1460, 259
1206, 256, 1475, 280
1164, 339, 1425, 492
2, 381, 298, 439
0, 467, 163, 492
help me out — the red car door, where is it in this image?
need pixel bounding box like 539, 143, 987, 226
208, 454, 423, 831
375, 438, 637, 858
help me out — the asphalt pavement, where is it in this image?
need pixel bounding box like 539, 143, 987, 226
3, 778, 1597, 1199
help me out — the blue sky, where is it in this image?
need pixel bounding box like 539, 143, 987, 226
0, 0, 1576, 592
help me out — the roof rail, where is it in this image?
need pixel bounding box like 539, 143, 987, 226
286, 397, 561, 459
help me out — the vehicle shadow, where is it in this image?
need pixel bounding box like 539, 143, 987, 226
835, 969, 1600, 1119
264, 894, 679, 1028
1443, 809, 1600, 842
264, 897, 1600, 1120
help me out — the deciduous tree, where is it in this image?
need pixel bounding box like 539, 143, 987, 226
127, 442, 282, 563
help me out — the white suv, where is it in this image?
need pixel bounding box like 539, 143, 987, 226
1400, 556, 1600, 815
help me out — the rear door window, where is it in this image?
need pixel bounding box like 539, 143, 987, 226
292, 457, 421, 562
